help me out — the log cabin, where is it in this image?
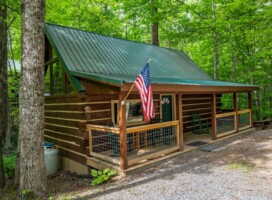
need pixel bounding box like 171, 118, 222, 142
44, 22, 259, 174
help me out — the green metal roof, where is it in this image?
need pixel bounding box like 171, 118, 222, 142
45, 22, 257, 89
70, 71, 255, 87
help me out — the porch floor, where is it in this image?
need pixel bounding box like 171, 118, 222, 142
87, 128, 255, 175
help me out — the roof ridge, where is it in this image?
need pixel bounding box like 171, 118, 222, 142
44, 21, 187, 55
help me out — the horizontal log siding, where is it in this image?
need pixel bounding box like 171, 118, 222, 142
182, 94, 221, 134
45, 96, 88, 164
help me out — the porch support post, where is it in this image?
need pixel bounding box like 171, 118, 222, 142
211, 93, 217, 140
119, 94, 128, 170
248, 92, 253, 127
233, 92, 239, 132
176, 94, 183, 151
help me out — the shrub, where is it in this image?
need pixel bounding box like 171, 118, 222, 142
91, 168, 116, 186
3, 155, 16, 178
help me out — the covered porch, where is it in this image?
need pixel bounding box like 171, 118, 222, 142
86, 90, 254, 173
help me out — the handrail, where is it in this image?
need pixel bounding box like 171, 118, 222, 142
86, 120, 180, 134
86, 124, 120, 134
238, 109, 251, 114
216, 111, 236, 118
127, 120, 179, 134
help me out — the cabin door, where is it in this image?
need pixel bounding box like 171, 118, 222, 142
161, 95, 173, 122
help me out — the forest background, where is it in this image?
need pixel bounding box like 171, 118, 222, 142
7, 0, 272, 123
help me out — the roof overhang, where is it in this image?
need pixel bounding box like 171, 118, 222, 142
121, 82, 259, 94
71, 71, 259, 94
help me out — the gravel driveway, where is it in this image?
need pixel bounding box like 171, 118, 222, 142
59, 130, 272, 200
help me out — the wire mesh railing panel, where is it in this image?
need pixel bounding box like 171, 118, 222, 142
90, 130, 121, 159
88, 121, 179, 166
238, 112, 250, 129
216, 115, 235, 135
127, 124, 178, 161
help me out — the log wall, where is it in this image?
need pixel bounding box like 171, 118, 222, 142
44, 95, 89, 164
182, 94, 222, 134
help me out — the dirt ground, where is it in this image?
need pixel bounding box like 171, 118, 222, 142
1, 129, 272, 199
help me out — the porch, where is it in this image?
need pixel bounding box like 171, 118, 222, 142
86, 94, 253, 173
87, 121, 181, 169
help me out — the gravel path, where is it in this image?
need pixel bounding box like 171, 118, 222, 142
59, 130, 272, 200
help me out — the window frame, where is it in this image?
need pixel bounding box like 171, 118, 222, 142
111, 99, 146, 127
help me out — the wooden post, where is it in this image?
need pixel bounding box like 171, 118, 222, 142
176, 94, 184, 151
119, 94, 128, 170
248, 92, 253, 127
233, 92, 239, 132
211, 94, 217, 140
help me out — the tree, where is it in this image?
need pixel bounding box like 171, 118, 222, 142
0, 0, 8, 188
151, 0, 159, 46
19, 0, 46, 198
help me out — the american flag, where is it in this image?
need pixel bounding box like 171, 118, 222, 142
134, 63, 155, 123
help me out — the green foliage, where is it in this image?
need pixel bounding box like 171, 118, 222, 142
91, 168, 116, 186
22, 189, 31, 196
6, 0, 272, 120
3, 154, 16, 178
21, 189, 36, 200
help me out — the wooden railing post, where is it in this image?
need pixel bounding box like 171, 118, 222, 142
248, 92, 253, 127
211, 94, 217, 140
119, 94, 128, 170
233, 92, 239, 132
176, 94, 184, 151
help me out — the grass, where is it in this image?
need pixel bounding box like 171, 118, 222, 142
227, 160, 255, 172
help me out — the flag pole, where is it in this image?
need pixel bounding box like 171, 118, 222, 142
121, 59, 151, 105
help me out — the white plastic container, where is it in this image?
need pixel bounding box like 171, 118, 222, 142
44, 147, 59, 176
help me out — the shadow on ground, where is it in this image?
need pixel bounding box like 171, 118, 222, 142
60, 129, 272, 200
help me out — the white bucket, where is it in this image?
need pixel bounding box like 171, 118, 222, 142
44, 147, 59, 176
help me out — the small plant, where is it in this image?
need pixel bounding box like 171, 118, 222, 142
22, 189, 31, 196
21, 189, 35, 200
91, 168, 116, 186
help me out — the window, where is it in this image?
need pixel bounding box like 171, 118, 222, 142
111, 100, 145, 126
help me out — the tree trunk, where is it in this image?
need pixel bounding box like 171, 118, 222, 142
152, 23, 159, 46
212, 2, 219, 80
151, 0, 159, 46
19, 0, 46, 198
0, 0, 8, 188
0, 147, 4, 188
5, 93, 12, 150
5, 108, 12, 150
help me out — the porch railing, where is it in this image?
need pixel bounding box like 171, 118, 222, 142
215, 109, 252, 137
215, 112, 236, 136
87, 121, 180, 167
126, 120, 179, 166
238, 109, 252, 131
